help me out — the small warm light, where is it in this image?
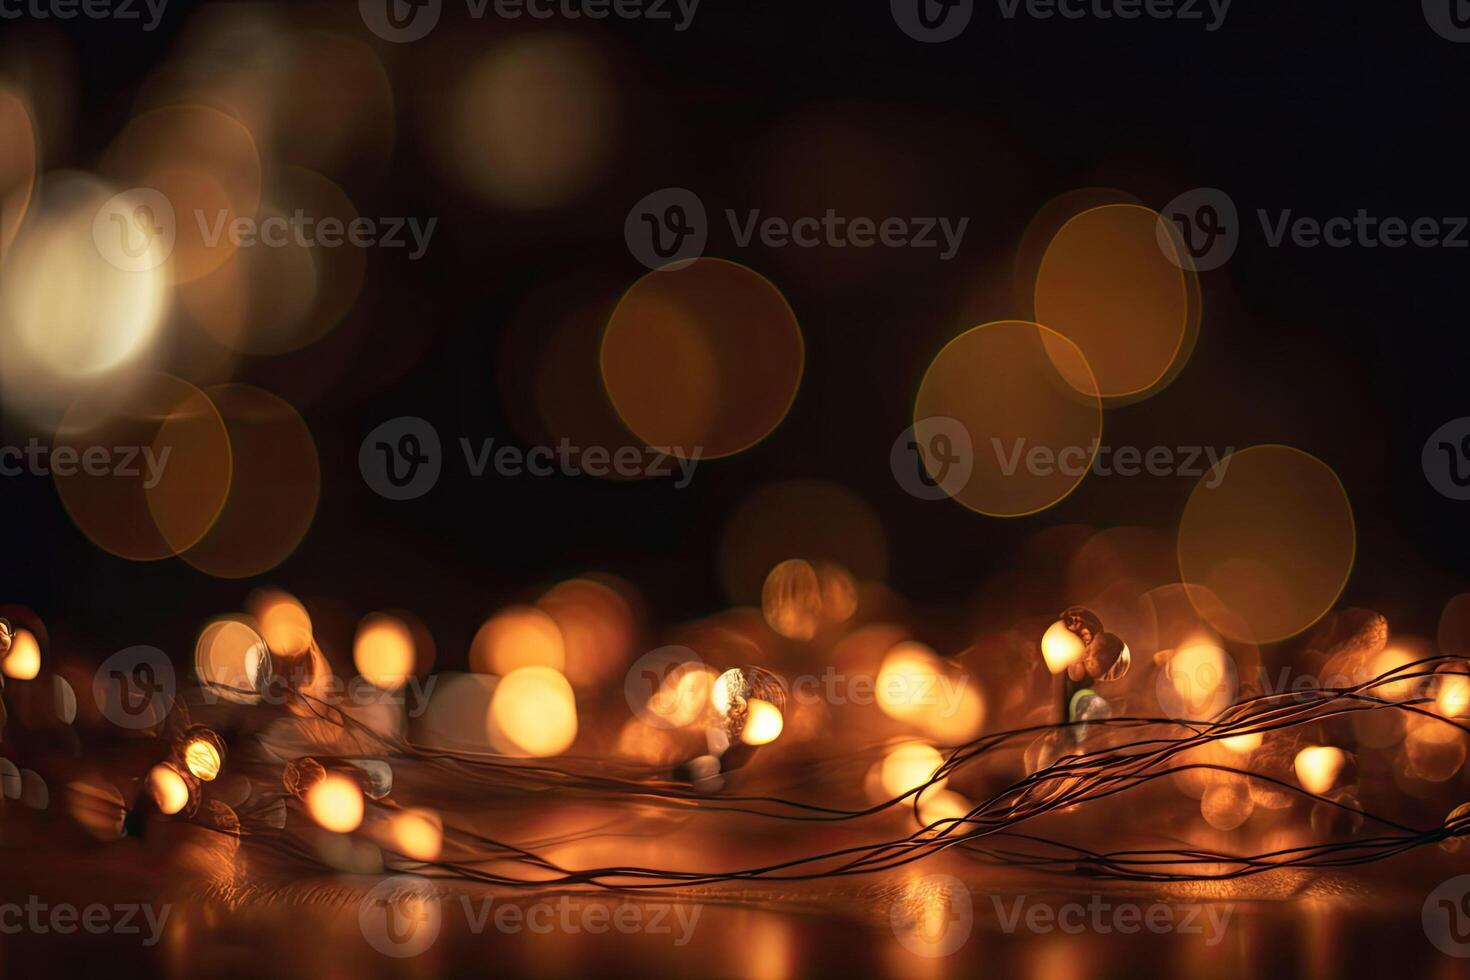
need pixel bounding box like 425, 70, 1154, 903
1437, 670, 1470, 719
916, 788, 970, 828
469, 606, 565, 675
354, 613, 415, 691
183, 736, 222, 782
148, 764, 190, 815
647, 661, 717, 728
881, 741, 947, 797
1221, 732, 1263, 755
489, 666, 579, 757
389, 808, 443, 862
762, 558, 824, 640
306, 773, 364, 833
1294, 746, 1347, 796
741, 698, 784, 746
1040, 620, 1084, 675
2, 628, 40, 679
254, 589, 313, 657
877, 643, 943, 722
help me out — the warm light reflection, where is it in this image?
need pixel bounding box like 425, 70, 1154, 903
251, 589, 313, 658
740, 698, 784, 745
148, 764, 190, 815
1, 628, 40, 679
1295, 746, 1348, 796
470, 606, 565, 675
306, 772, 364, 833
489, 666, 578, 757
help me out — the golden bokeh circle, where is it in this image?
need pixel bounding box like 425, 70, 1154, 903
1177, 445, 1355, 644
601, 258, 805, 460
913, 320, 1102, 517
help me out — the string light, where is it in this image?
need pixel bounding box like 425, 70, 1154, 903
181, 727, 225, 782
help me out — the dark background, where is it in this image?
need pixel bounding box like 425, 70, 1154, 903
1, 0, 1464, 669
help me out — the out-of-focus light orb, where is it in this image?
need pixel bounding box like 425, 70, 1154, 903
306, 772, 364, 833
816, 562, 859, 625
354, 613, 415, 691
250, 589, 313, 658
537, 577, 637, 690
1294, 746, 1348, 796
1200, 781, 1253, 830
876, 643, 985, 743
762, 559, 824, 640
148, 764, 191, 815
448, 35, 612, 209
53, 372, 232, 561
647, 660, 718, 728
914, 320, 1102, 517
1034, 204, 1194, 401
740, 698, 784, 746
470, 606, 565, 675
1221, 732, 1263, 755
1040, 620, 1086, 675
916, 788, 971, 829
0, 759, 18, 799
1158, 641, 1236, 721
881, 741, 946, 797
1437, 664, 1470, 718
183, 730, 224, 782
1365, 644, 1423, 702
389, 808, 443, 862
602, 258, 804, 460
710, 666, 788, 745
2, 628, 40, 679
178, 385, 320, 579
1, 174, 169, 385
196, 618, 272, 702
1178, 446, 1355, 644
489, 666, 578, 757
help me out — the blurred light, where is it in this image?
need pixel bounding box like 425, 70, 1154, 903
2, 628, 40, 679
916, 788, 970, 828
489, 666, 578, 757
1221, 732, 1263, 754
881, 741, 946, 797
388, 808, 442, 862
250, 589, 313, 658
306, 772, 364, 833
148, 764, 191, 815
195, 618, 271, 702
740, 698, 784, 746
1295, 746, 1347, 795
761, 559, 823, 640
470, 606, 565, 675
183, 731, 223, 782
1040, 620, 1085, 675
354, 613, 415, 691
1200, 781, 1253, 830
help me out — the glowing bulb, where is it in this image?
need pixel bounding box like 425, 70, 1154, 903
1221, 732, 1263, 754
881, 741, 946, 797
1437, 665, 1470, 719
1294, 746, 1347, 796
710, 666, 788, 746
2, 628, 40, 679
148, 764, 191, 815
389, 808, 443, 862
306, 772, 364, 833
1040, 620, 1085, 675
354, 614, 415, 691
489, 666, 579, 757
741, 698, 784, 745
182, 729, 224, 782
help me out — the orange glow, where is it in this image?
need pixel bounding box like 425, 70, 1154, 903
882, 741, 946, 797
470, 606, 565, 675
183, 737, 222, 782
306, 773, 364, 833
354, 614, 416, 691
1221, 732, 1263, 754
740, 698, 784, 746
1295, 746, 1347, 795
761, 559, 823, 640
148, 764, 190, 815
388, 808, 443, 862
1040, 620, 1085, 675
601, 258, 804, 460
489, 666, 578, 757
2, 628, 39, 680
916, 788, 971, 829
251, 589, 313, 658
